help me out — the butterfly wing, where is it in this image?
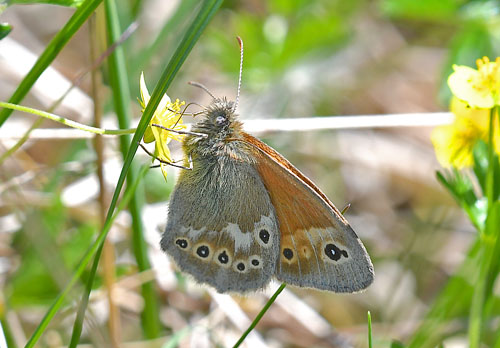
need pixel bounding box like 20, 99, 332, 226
161, 151, 280, 293
240, 132, 374, 292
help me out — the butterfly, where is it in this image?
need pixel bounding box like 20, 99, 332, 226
160, 38, 374, 293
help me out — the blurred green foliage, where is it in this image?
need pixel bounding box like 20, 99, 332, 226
380, 0, 460, 20
8, 198, 97, 307
205, 0, 362, 88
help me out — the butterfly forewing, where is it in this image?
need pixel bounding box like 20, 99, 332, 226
240, 133, 374, 292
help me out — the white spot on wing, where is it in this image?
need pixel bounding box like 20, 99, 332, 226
181, 214, 277, 254
224, 223, 252, 252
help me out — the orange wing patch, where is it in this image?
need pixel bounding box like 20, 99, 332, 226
233, 132, 374, 292
240, 132, 349, 223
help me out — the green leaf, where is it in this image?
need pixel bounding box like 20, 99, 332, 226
436, 170, 485, 230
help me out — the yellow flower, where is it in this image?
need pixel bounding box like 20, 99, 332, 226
448, 57, 500, 109
431, 98, 500, 168
139, 72, 186, 178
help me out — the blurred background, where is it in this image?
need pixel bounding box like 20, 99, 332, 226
1, 0, 500, 347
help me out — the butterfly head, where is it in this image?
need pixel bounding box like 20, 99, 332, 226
191, 97, 242, 139
206, 97, 235, 127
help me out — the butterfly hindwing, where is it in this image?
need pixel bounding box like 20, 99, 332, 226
240, 133, 374, 292
161, 153, 280, 293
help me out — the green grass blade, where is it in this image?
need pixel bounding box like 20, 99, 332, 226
24, 165, 149, 348
0, 0, 103, 126
0, 318, 15, 348
103, 0, 161, 336
73, 0, 161, 341
10, 0, 84, 6
68, 244, 102, 348
232, 283, 287, 348
367, 311, 373, 348
68, 0, 223, 344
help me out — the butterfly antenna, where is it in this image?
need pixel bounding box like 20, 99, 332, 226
188, 81, 217, 100
233, 36, 244, 113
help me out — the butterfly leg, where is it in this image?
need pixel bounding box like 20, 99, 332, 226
138, 142, 193, 170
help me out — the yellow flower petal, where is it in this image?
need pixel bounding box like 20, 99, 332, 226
448, 65, 494, 109
431, 116, 481, 168
160, 163, 170, 181
431, 97, 500, 168
139, 72, 150, 107
450, 97, 490, 129
139, 73, 187, 179
157, 93, 171, 114
140, 72, 156, 143
152, 123, 173, 163
448, 57, 500, 109
140, 76, 186, 146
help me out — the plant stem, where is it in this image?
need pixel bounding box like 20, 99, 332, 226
469, 106, 497, 348
0, 102, 136, 135
486, 107, 496, 213
0, 117, 44, 165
